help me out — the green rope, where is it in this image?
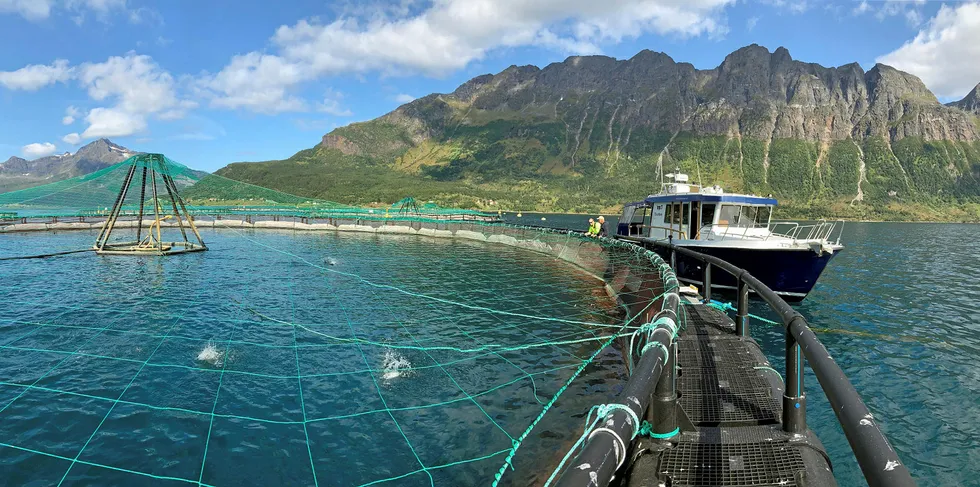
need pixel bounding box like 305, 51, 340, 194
637, 421, 679, 439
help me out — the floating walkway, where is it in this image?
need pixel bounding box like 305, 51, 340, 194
625, 297, 835, 486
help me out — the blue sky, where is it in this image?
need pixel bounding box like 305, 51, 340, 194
1, 0, 978, 171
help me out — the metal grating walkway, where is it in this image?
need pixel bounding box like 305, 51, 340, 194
625, 299, 837, 487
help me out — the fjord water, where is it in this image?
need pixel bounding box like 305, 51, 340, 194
0, 222, 975, 486
0, 229, 626, 486
774, 222, 980, 486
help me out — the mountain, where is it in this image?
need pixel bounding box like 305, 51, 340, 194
0, 139, 136, 193
950, 83, 980, 115
215, 44, 980, 220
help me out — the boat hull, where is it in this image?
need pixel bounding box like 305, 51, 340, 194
642, 243, 839, 301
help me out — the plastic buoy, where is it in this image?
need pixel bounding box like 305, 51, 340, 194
541, 217, 546, 221
517, 213, 522, 217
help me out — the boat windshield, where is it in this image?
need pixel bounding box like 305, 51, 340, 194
717, 205, 771, 228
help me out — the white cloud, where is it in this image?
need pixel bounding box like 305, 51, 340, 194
1, 0, 149, 22
62, 105, 80, 125
21, 142, 57, 158
854, 0, 927, 26
81, 107, 147, 138
877, 2, 980, 99
75, 53, 190, 138
746, 16, 759, 31
1, 53, 190, 140
762, 0, 808, 14
62, 132, 82, 145
394, 93, 416, 104
0, 59, 73, 91
204, 0, 733, 113
201, 52, 309, 114
0, 0, 52, 20
317, 89, 352, 116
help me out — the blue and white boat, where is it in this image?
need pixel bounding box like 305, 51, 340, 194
616, 172, 843, 301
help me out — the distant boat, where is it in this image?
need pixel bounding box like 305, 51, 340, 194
615, 172, 843, 301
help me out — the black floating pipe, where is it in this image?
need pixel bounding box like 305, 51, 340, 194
616, 236, 915, 487
554, 314, 674, 487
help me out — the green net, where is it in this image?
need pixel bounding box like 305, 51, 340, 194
0, 155, 489, 221
0, 154, 679, 486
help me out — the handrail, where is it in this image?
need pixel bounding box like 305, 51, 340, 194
617, 235, 915, 487
696, 220, 843, 245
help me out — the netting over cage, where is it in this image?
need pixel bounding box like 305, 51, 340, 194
0, 157, 491, 222
0, 220, 679, 486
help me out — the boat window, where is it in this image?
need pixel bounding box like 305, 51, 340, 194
621, 206, 635, 223
672, 203, 681, 224
682, 203, 690, 225
718, 204, 740, 226
718, 204, 773, 227
630, 207, 647, 223
663, 204, 672, 224
701, 204, 716, 228
741, 206, 759, 226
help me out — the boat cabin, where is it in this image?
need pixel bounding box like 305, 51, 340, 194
617, 176, 777, 242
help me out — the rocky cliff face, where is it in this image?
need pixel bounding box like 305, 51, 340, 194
0, 139, 135, 193
364, 44, 977, 147
217, 44, 980, 216
950, 84, 980, 115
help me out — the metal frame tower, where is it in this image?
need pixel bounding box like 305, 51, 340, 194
93, 153, 207, 255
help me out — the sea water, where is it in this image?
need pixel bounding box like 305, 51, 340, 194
0, 222, 975, 486
0, 228, 625, 486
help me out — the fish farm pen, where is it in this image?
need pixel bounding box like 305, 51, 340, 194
0, 155, 915, 486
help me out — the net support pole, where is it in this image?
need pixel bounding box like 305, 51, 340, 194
166, 173, 207, 249
135, 166, 148, 243
94, 162, 138, 250
150, 169, 162, 250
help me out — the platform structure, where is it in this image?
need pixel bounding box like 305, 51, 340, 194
624, 297, 836, 486
93, 153, 207, 255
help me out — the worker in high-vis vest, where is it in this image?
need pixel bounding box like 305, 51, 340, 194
586, 218, 600, 237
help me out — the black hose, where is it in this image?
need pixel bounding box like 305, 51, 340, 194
0, 248, 94, 261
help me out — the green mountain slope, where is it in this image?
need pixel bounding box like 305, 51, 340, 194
216, 44, 980, 221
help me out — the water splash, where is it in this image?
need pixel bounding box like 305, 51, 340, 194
381, 349, 411, 381
197, 340, 223, 367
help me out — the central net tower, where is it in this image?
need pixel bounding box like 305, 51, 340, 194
93, 153, 207, 255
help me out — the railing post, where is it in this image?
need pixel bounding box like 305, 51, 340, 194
783, 318, 806, 433
649, 340, 679, 439
702, 263, 712, 302
736, 278, 749, 337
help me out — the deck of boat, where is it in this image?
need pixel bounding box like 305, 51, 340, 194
624, 297, 837, 486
